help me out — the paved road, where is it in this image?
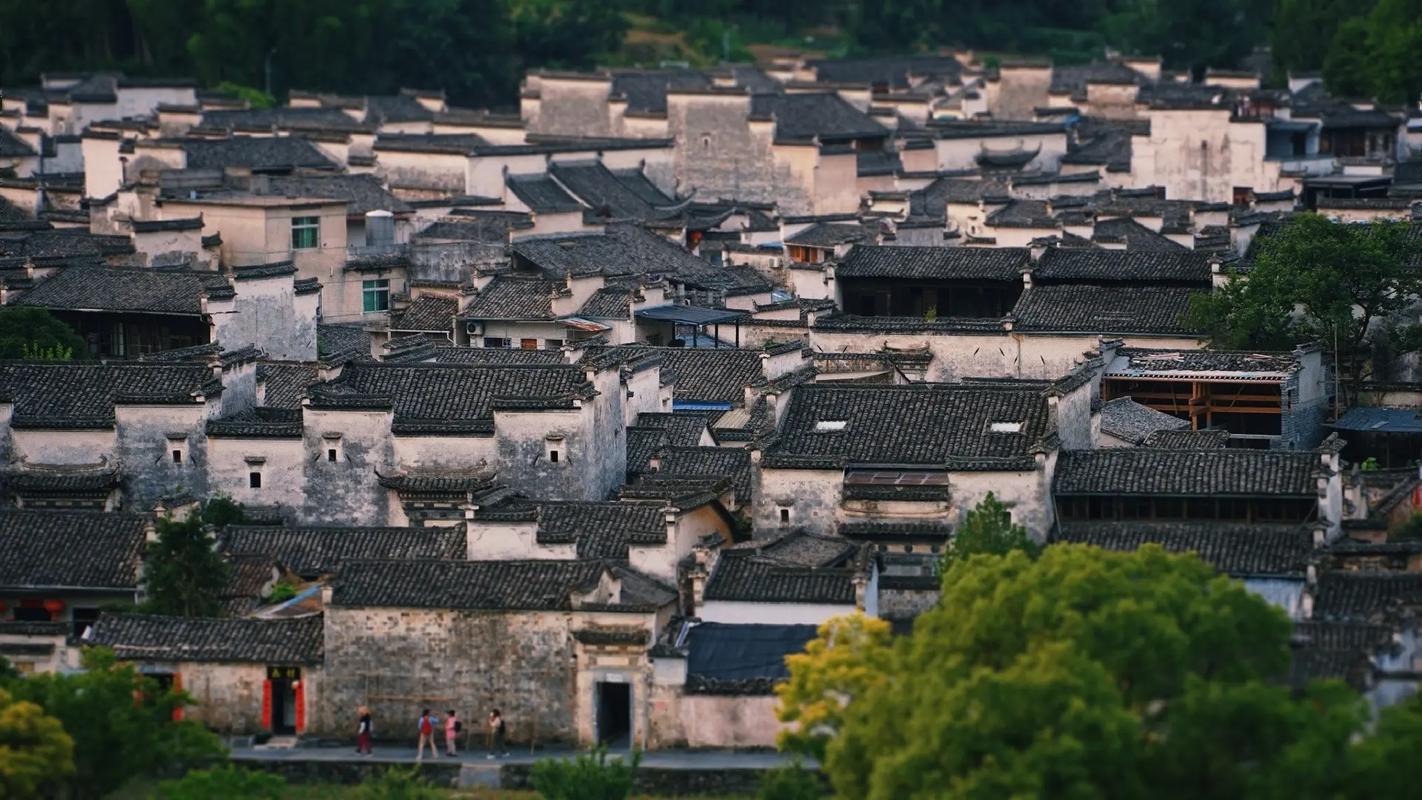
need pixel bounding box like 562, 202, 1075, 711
230, 742, 802, 769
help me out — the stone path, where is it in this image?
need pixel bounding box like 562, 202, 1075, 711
230, 742, 801, 768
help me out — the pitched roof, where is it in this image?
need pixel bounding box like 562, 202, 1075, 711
577, 286, 636, 319
751, 92, 886, 142
767, 383, 1052, 470
1098, 396, 1189, 444
0, 510, 147, 590
512, 225, 733, 289
837, 244, 1029, 282
548, 161, 674, 221
1313, 572, 1422, 621
16, 266, 233, 315
318, 324, 370, 360
1091, 217, 1188, 252
414, 346, 565, 366
584, 345, 763, 404
0, 127, 36, 158
654, 446, 753, 506
705, 532, 861, 604
1053, 449, 1322, 496
180, 137, 337, 171
390, 295, 455, 332
684, 622, 818, 694
611, 69, 713, 114
1106, 348, 1299, 379
458, 276, 560, 321
220, 525, 466, 577
1053, 521, 1314, 577
785, 222, 867, 248
507, 173, 583, 214
1033, 248, 1210, 285
87, 613, 324, 663
306, 362, 593, 434
1142, 428, 1232, 449
260, 174, 411, 216
330, 559, 614, 610
0, 363, 216, 428
986, 199, 1058, 229
534, 501, 668, 559
1010, 285, 1203, 335
258, 362, 320, 409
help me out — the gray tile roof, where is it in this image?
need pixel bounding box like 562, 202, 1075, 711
1107, 348, 1299, 377
584, 346, 763, 404
684, 622, 818, 694
810, 55, 962, 88
0, 363, 216, 428
318, 324, 370, 360
181, 137, 338, 171
751, 93, 886, 142
611, 69, 713, 114
837, 244, 1028, 282
577, 286, 636, 319
1312, 572, 1422, 621
766, 383, 1052, 470
0, 127, 36, 158
1053, 521, 1313, 577
507, 173, 583, 214
260, 174, 411, 215
785, 222, 867, 248
511, 225, 730, 288
0, 510, 147, 590
258, 362, 320, 410
1091, 217, 1188, 252
1010, 285, 1203, 335
986, 200, 1058, 229
415, 346, 565, 366
220, 525, 466, 577
199, 106, 371, 133
306, 362, 594, 434
549, 161, 674, 221
1142, 428, 1232, 449
654, 446, 753, 506
535, 501, 668, 559
16, 266, 234, 315
390, 295, 455, 332
1053, 449, 1321, 496
330, 559, 616, 610
87, 613, 324, 664
705, 532, 861, 604
416, 212, 532, 242
1033, 248, 1209, 285
459, 276, 561, 321
1099, 396, 1189, 444
0, 229, 134, 260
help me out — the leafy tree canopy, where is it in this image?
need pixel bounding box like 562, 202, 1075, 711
141, 499, 247, 617
2, 647, 224, 797
0, 307, 85, 361
0, 686, 75, 798
939, 491, 1040, 572
779, 545, 1422, 799
1187, 214, 1422, 394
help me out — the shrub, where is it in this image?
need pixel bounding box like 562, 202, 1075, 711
266, 581, 299, 604
757, 760, 823, 800
1393, 513, 1422, 542
530, 746, 640, 800
353, 767, 444, 800
158, 765, 286, 799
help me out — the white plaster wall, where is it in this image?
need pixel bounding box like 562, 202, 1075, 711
11, 428, 118, 465
699, 600, 857, 625
207, 437, 306, 510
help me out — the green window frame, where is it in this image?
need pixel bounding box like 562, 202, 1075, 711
362, 279, 390, 313
291, 216, 320, 249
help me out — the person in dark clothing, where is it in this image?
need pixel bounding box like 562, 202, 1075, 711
356, 706, 373, 756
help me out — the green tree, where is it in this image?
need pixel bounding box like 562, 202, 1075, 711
1322, 17, 1375, 97
939, 491, 1039, 572
1272, 0, 1372, 74
201, 495, 248, 530
0, 307, 85, 361
158, 764, 286, 800
0, 686, 75, 799
775, 613, 893, 762
530, 746, 641, 800
4, 647, 224, 797
1187, 214, 1422, 399
757, 759, 824, 800
805, 545, 1322, 798
141, 512, 230, 617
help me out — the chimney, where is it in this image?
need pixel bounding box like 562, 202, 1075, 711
853, 572, 869, 611
664, 507, 678, 544
321, 581, 334, 607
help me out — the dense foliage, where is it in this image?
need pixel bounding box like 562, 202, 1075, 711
2, 647, 224, 797
531, 746, 641, 800
778, 545, 1422, 799
0, 0, 1315, 109
938, 491, 1040, 572
1187, 214, 1422, 396
0, 686, 75, 798
1274, 0, 1422, 103
0, 307, 85, 361
141, 498, 247, 617
157, 764, 287, 800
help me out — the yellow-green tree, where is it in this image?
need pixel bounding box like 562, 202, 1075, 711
0, 686, 75, 799
775, 612, 893, 762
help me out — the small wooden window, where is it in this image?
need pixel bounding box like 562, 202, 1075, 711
249, 471, 262, 489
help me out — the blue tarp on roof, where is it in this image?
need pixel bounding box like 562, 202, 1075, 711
685, 622, 819, 681
1329, 407, 1422, 434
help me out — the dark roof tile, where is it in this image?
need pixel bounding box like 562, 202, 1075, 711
0, 510, 146, 590
88, 613, 323, 663
1053, 449, 1321, 496
220, 525, 465, 577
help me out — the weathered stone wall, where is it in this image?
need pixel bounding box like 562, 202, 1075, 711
319, 607, 580, 744
526, 77, 615, 137
178, 662, 323, 735
666, 94, 815, 215
116, 405, 211, 508
208, 436, 306, 512
300, 409, 395, 525
217, 274, 319, 361
646, 682, 781, 749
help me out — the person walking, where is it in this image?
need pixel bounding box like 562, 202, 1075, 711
356, 706, 373, 756
486, 708, 507, 759
416, 708, 439, 761
444, 709, 460, 757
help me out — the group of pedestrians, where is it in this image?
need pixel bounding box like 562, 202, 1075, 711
354, 705, 508, 760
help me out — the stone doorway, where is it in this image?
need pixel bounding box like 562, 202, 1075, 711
595, 680, 631, 747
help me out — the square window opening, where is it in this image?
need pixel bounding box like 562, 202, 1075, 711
327, 449, 338, 463
549, 450, 559, 463
291, 216, 319, 250
249, 471, 262, 489
779, 508, 790, 524
362, 279, 390, 314
171, 449, 182, 464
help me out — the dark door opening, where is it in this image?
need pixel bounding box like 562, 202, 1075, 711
269, 678, 295, 734
596, 681, 631, 747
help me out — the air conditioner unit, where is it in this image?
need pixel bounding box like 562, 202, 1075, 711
465, 321, 482, 336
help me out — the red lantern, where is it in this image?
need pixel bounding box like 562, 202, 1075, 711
0, 600, 7, 613
43, 599, 65, 615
